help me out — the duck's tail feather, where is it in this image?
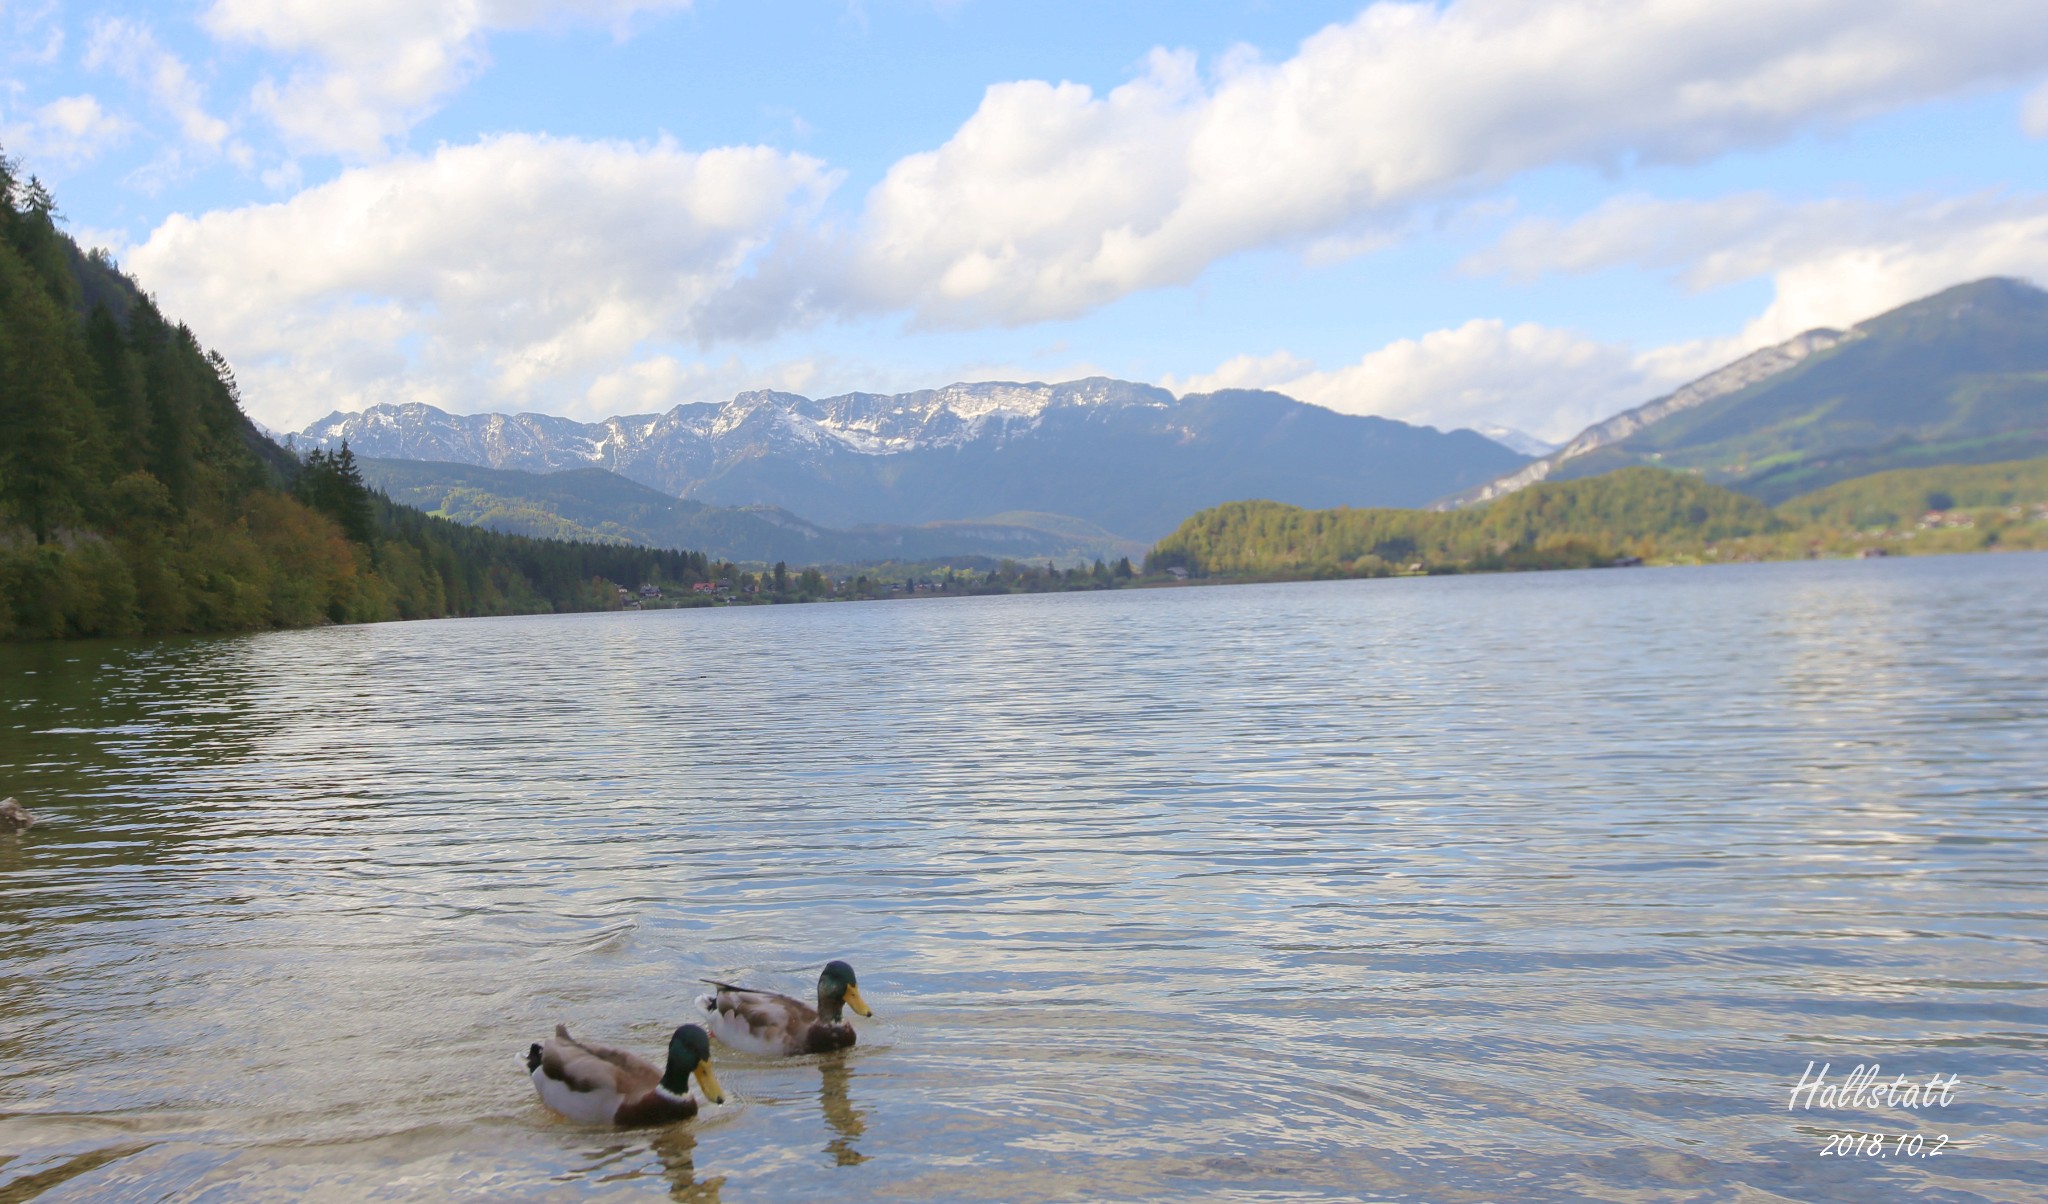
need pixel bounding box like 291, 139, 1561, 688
525, 1042, 543, 1072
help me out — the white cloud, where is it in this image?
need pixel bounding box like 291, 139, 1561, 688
127, 133, 834, 429
36, 94, 123, 141
1738, 214, 2048, 346
0, 93, 132, 167
1469, 189, 2048, 347
799, 0, 2048, 329
204, 0, 692, 160
1160, 350, 1313, 396
85, 18, 232, 152
1246, 320, 1678, 443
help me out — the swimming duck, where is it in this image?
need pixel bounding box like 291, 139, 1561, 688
526, 1023, 724, 1126
0, 798, 31, 832
696, 961, 873, 1057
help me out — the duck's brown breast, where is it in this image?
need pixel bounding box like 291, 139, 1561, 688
612, 1091, 699, 1127
804, 1023, 857, 1054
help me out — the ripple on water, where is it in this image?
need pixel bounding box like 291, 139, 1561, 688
2, 555, 2047, 1200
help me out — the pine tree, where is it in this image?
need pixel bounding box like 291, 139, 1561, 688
295, 442, 377, 546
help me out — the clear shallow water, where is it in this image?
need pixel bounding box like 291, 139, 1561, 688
2, 554, 2046, 1202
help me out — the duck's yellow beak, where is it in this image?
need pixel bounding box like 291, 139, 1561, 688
844, 984, 873, 1018
694, 1060, 726, 1105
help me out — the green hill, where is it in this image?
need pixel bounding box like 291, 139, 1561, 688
1546, 278, 2048, 502
1152, 457, 2048, 580
1149, 467, 1782, 577
0, 154, 719, 640
358, 458, 1147, 564
1775, 455, 2048, 528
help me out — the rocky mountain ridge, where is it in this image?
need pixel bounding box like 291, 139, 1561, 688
296, 379, 1175, 474
1437, 328, 1859, 509
1436, 277, 2048, 508
295, 378, 1527, 539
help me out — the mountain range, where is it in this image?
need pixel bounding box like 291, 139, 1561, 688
1441, 277, 2048, 507
294, 379, 1528, 541
293, 277, 2048, 555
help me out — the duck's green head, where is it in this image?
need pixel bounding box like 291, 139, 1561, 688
819, 960, 873, 1019
662, 1024, 724, 1104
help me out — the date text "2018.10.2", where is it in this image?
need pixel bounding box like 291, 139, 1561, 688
1820, 1132, 1949, 1158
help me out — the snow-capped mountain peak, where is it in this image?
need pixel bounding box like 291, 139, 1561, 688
291, 376, 1524, 539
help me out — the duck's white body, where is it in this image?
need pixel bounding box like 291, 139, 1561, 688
695, 989, 828, 1057
529, 1066, 690, 1125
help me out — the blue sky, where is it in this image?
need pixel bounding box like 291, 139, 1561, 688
5, 1, 2047, 441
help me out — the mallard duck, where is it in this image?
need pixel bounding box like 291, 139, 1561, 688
0, 798, 31, 832
695, 960, 873, 1056
525, 1022, 724, 1126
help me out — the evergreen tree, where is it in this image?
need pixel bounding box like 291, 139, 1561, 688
295, 442, 377, 545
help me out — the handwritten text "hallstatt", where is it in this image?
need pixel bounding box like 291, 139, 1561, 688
1788, 1063, 1959, 1112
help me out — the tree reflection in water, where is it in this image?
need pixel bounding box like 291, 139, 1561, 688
651, 1125, 725, 1202
819, 1057, 868, 1167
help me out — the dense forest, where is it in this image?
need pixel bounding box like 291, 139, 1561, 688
0, 153, 727, 640
1146, 459, 2048, 579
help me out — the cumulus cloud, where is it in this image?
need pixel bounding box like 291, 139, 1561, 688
204, 0, 692, 159
790, 0, 2048, 329
127, 133, 834, 428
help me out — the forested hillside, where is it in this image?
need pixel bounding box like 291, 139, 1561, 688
1775, 456, 2048, 527
1149, 459, 2048, 579
0, 155, 714, 640
1148, 468, 1784, 577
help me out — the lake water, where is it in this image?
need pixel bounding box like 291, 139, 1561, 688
3, 554, 2046, 1202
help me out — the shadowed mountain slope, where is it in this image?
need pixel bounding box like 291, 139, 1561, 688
1440, 278, 2048, 508
358, 457, 1145, 563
